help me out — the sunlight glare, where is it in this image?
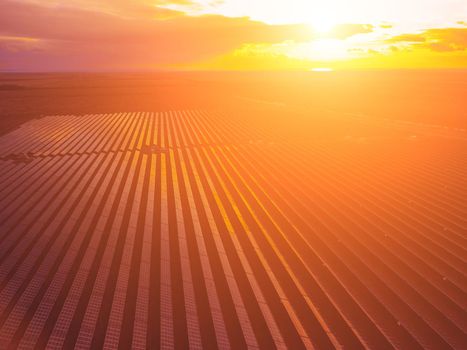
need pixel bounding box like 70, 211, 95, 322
310, 16, 337, 34
311, 67, 334, 72
306, 2, 340, 34
309, 39, 348, 61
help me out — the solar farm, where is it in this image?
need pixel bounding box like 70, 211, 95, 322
0, 109, 465, 349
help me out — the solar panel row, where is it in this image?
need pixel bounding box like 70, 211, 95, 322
0, 111, 465, 349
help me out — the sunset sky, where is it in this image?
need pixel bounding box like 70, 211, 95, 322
0, 0, 466, 71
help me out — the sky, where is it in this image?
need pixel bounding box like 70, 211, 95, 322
0, 0, 466, 71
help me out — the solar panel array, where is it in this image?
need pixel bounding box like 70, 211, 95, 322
0, 111, 465, 349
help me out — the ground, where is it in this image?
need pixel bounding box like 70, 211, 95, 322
0, 72, 465, 349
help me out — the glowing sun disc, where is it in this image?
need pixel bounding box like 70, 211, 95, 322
307, 5, 339, 34
311, 18, 336, 33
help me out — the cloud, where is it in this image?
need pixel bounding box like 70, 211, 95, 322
0, 0, 311, 70
388, 34, 427, 43
0, 35, 44, 52
1, 1, 465, 71
326, 24, 374, 39
422, 28, 467, 51
9, 0, 196, 18
387, 28, 467, 52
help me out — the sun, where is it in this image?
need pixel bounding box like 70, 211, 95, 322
305, 3, 340, 34
311, 17, 337, 34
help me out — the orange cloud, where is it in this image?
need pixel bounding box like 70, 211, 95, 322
325, 24, 374, 39
388, 28, 467, 52
0, 0, 311, 70
0, 35, 44, 53
388, 34, 427, 43
421, 28, 467, 51
192, 26, 467, 71
1, 1, 466, 71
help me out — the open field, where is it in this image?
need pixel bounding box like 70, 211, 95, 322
0, 73, 466, 349
1, 71, 466, 134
